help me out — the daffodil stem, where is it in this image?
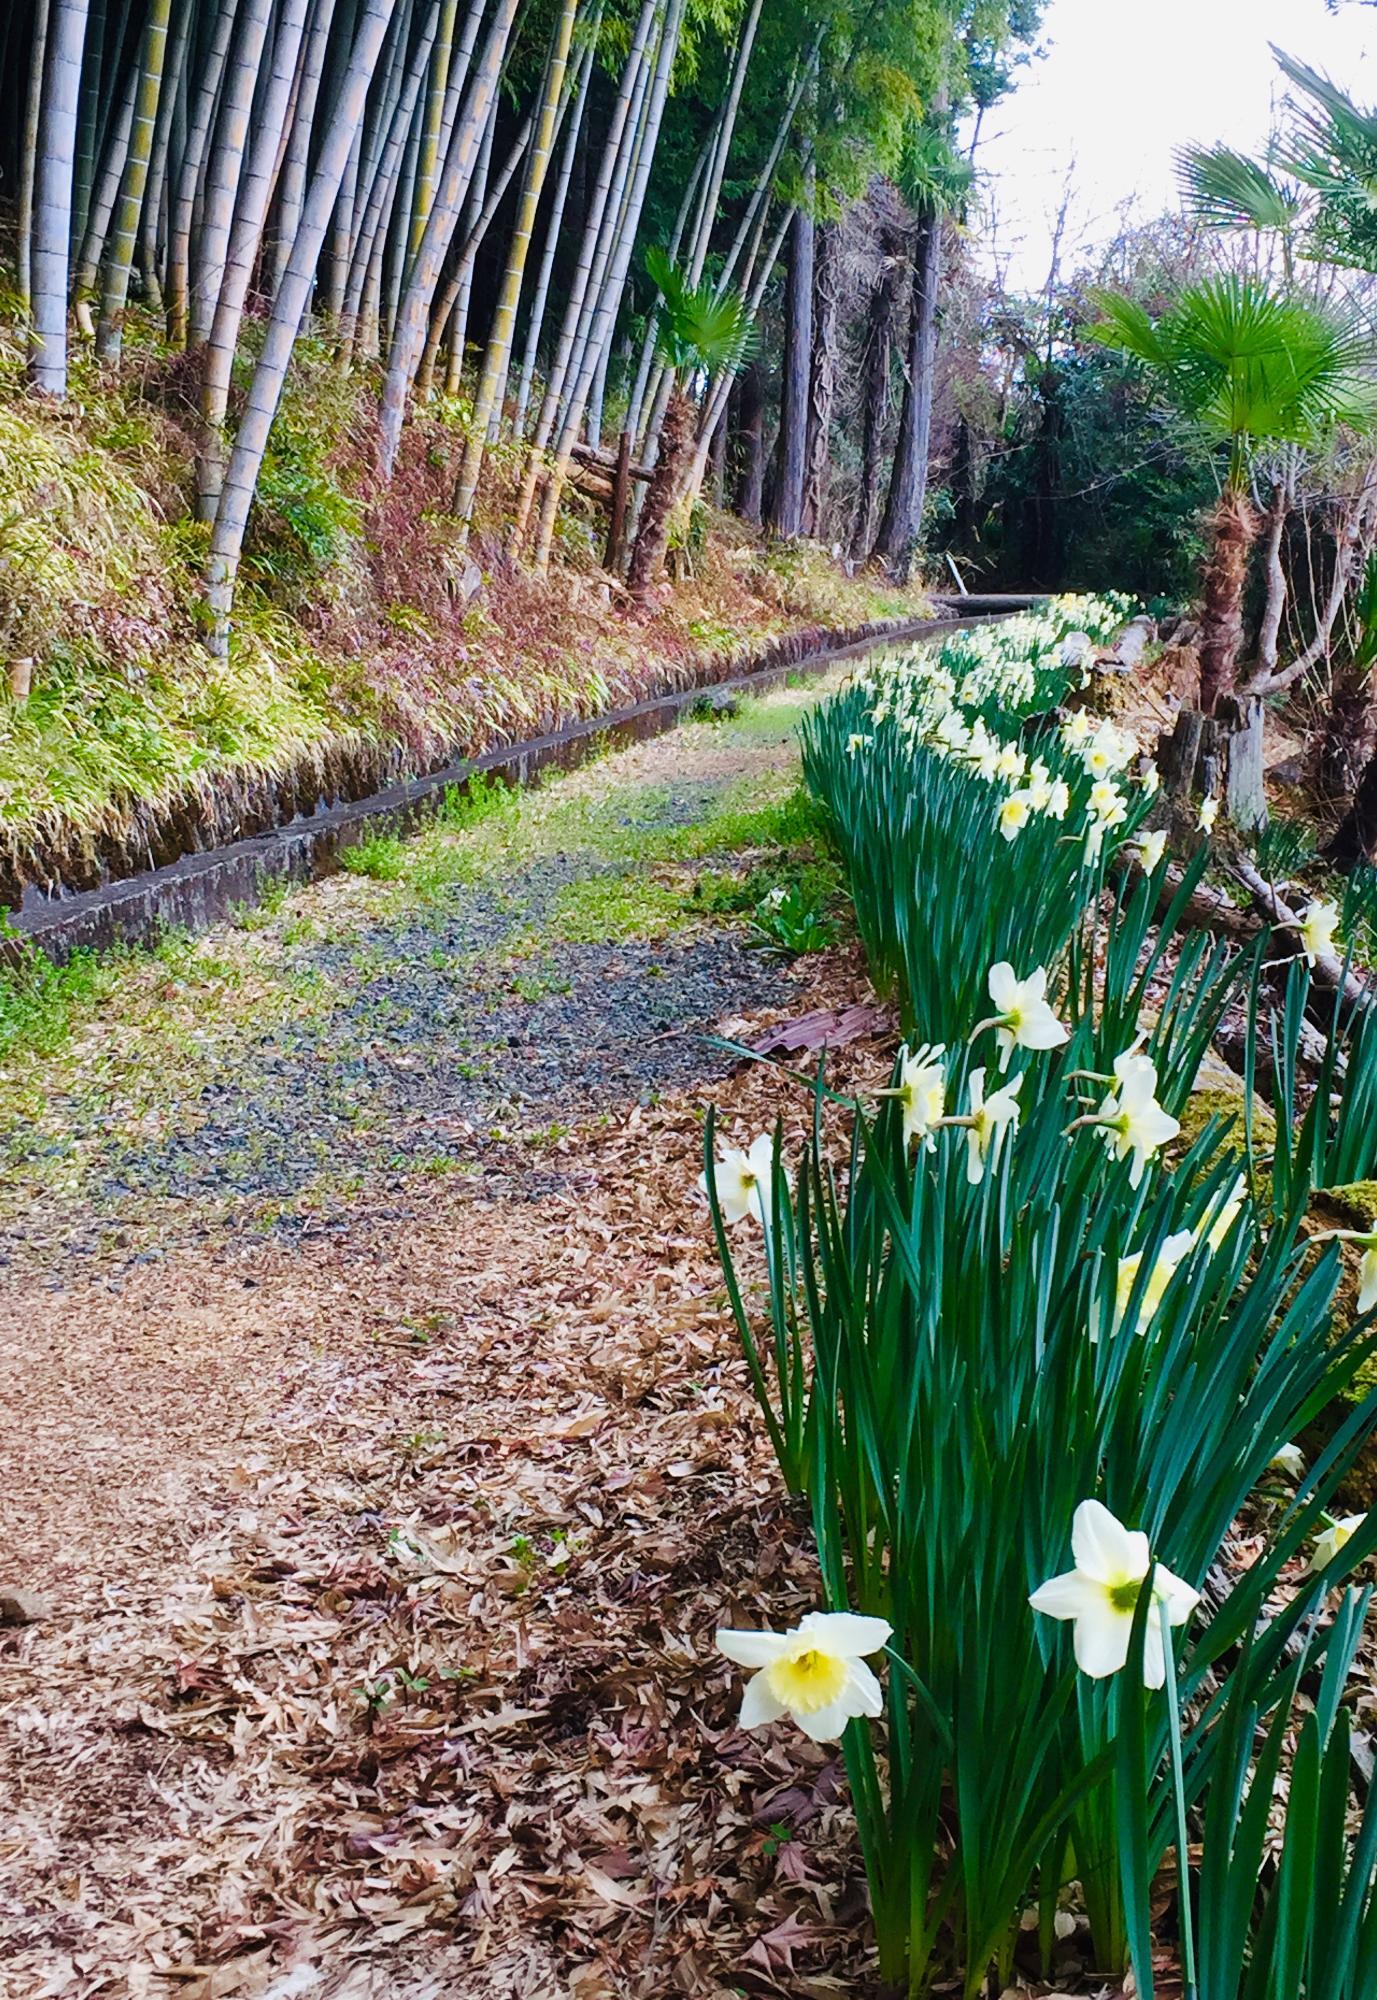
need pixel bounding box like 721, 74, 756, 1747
1159, 1598, 1197, 2000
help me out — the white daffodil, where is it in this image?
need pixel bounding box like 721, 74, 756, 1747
1088, 778, 1128, 826
847, 733, 872, 756
1198, 796, 1219, 834
1138, 828, 1167, 873
1299, 897, 1340, 966
886, 1043, 947, 1151
698, 1134, 777, 1226
973, 740, 1003, 782
964, 1066, 1023, 1183
1198, 1174, 1247, 1255
1082, 723, 1133, 779
998, 791, 1034, 842
1139, 759, 1161, 797
1046, 778, 1071, 821
1094, 1050, 1180, 1188
1109, 1228, 1195, 1336
1269, 1442, 1305, 1480
1026, 760, 1054, 811
1061, 710, 1095, 748
980, 962, 1069, 1070
1029, 1499, 1200, 1687
1310, 1227, 1377, 1313
994, 741, 1028, 783
1310, 1514, 1368, 1577
716, 1610, 891, 1741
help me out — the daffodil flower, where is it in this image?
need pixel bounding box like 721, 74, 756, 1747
1138, 827, 1167, 872
1026, 760, 1053, 811
1092, 1050, 1180, 1188
847, 733, 872, 756
1088, 778, 1127, 826
1061, 710, 1095, 748
1046, 778, 1071, 820
1029, 1499, 1199, 1687
962, 1066, 1023, 1183
994, 741, 1028, 783
998, 791, 1033, 841
976, 962, 1069, 1070
1197, 1173, 1247, 1254
879, 1043, 947, 1150
716, 1610, 892, 1741
1082, 724, 1133, 778
1139, 759, 1160, 796
1269, 1442, 1305, 1480
1198, 796, 1219, 834
1298, 897, 1339, 966
1107, 1228, 1194, 1336
1309, 1227, 1377, 1313
1310, 1513, 1368, 1576
699, 1134, 777, 1226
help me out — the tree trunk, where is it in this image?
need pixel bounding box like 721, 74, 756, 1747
409, 0, 459, 253
188, 0, 274, 348
1254, 474, 1290, 680
768, 199, 812, 538
1199, 485, 1260, 714
733, 358, 764, 524
1327, 743, 1377, 870
871, 199, 942, 582
197, 0, 314, 517
18, 0, 52, 311
1318, 666, 1377, 809
850, 217, 899, 560
95, 0, 172, 359
511, 23, 595, 438
270, 0, 339, 294
802, 217, 836, 538
376, 0, 523, 475
452, 0, 579, 523
205, 0, 399, 654
29, 0, 90, 397
628, 383, 691, 597
166, 0, 241, 344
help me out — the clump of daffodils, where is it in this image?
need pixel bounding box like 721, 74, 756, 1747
716, 1611, 892, 1741
1029, 1498, 1199, 1687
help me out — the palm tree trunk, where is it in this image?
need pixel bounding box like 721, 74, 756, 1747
188, 0, 274, 348
167, 0, 241, 344
871, 199, 942, 581
95, 0, 173, 361
29, 0, 90, 396
1199, 485, 1261, 714
18, 0, 52, 311
197, 0, 314, 518
628, 381, 691, 597
452, 0, 579, 525
510, 22, 595, 438
377, 0, 524, 475
206, 0, 399, 655
768, 197, 813, 538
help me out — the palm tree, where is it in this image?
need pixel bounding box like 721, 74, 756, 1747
627, 247, 755, 598
1090, 277, 1377, 713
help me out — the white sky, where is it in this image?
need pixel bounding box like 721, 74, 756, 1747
968, 0, 1377, 292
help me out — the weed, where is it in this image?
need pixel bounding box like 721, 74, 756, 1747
340, 834, 407, 880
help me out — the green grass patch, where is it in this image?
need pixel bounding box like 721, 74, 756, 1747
340, 834, 407, 880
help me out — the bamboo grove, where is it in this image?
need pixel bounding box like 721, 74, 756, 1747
0, 0, 1039, 645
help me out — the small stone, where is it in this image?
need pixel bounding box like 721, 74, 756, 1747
0, 1588, 49, 1626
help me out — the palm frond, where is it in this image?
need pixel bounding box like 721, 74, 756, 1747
1175, 144, 1302, 233
644, 247, 757, 380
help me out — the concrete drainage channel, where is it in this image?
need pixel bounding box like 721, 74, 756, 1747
12, 601, 1037, 962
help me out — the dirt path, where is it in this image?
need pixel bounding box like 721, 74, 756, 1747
0, 682, 889, 1999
